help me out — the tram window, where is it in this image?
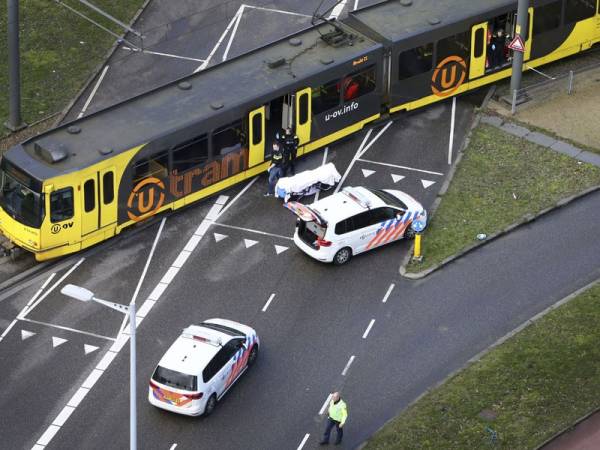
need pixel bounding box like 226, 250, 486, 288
251, 114, 262, 146
134, 152, 168, 180
341, 65, 376, 101
84, 179, 95, 212
172, 137, 207, 172
565, 0, 596, 23
103, 171, 114, 204
213, 121, 245, 157
398, 43, 433, 80
474, 28, 485, 58
437, 32, 470, 64
50, 187, 74, 222
312, 78, 340, 115
533, 1, 562, 36
299, 93, 309, 125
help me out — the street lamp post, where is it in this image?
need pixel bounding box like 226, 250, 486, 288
61, 284, 137, 450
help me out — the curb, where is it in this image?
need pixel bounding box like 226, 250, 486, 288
359, 277, 600, 449
401, 184, 600, 279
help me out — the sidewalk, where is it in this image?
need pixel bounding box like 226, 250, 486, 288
539, 410, 600, 450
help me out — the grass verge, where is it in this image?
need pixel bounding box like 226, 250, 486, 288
406, 124, 600, 273
0, 0, 145, 136
365, 281, 600, 450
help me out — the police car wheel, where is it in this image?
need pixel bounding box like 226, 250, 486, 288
333, 247, 352, 265
204, 394, 217, 416
247, 345, 258, 367
404, 227, 416, 240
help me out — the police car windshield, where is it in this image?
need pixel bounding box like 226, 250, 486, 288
367, 188, 408, 210
200, 322, 242, 337
152, 366, 197, 391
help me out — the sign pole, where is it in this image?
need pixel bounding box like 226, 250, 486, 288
509, 0, 529, 94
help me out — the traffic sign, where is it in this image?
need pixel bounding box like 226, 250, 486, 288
412, 219, 426, 233
508, 35, 525, 53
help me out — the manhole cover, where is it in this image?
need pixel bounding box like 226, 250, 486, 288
479, 409, 497, 421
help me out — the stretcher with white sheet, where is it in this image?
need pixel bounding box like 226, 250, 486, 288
275, 163, 341, 202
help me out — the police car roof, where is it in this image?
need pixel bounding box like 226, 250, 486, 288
158, 325, 232, 376
311, 186, 385, 223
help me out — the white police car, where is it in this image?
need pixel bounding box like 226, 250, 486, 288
148, 318, 259, 416
286, 186, 427, 265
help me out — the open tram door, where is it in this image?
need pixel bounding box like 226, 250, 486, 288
80, 167, 117, 237
295, 87, 311, 156
248, 106, 266, 173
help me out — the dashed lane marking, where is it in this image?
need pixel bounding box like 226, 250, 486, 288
391, 174, 405, 183
319, 393, 333, 415
262, 293, 276, 312
169, 444, 178, 450
362, 319, 375, 339
382, 283, 395, 303
357, 158, 444, 176
341, 355, 356, 376
297, 433, 310, 450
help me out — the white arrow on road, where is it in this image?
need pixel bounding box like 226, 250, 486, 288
21, 330, 36, 340
274, 245, 288, 255
244, 239, 259, 248
421, 179, 436, 189
214, 233, 228, 242
361, 169, 375, 178
52, 337, 67, 348
84, 344, 99, 355
391, 174, 405, 183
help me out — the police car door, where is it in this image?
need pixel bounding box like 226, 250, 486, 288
215, 339, 243, 398
358, 207, 399, 253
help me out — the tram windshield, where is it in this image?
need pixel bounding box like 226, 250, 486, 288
0, 168, 45, 228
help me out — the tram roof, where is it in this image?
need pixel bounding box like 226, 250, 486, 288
13, 21, 379, 180
347, 0, 515, 45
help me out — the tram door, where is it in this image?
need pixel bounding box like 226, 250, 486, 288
295, 87, 311, 155
470, 23, 488, 79
248, 106, 265, 168
80, 167, 117, 236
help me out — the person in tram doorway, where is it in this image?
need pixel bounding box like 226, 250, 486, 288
319, 392, 348, 445
282, 127, 299, 176
265, 142, 285, 197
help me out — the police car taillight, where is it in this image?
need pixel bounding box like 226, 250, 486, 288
186, 392, 203, 400
316, 238, 332, 248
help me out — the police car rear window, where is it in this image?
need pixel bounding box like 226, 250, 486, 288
200, 322, 242, 336
367, 188, 408, 210
152, 366, 197, 391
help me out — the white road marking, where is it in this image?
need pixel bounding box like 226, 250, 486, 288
121, 46, 206, 62
361, 168, 375, 178
319, 393, 333, 415
84, 344, 99, 355
160, 266, 180, 285
67, 387, 90, 408
214, 222, 293, 241
421, 179, 436, 189
37, 425, 61, 446
52, 337, 67, 348
391, 174, 405, 183
354, 0, 360, 10
362, 319, 375, 339
172, 250, 191, 268
78, 65, 109, 118
169, 444, 178, 450
382, 283, 395, 303
357, 158, 444, 176
274, 245, 289, 255
20, 258, 85, 319
18, 317, 115, 341
214, 232, 228, 242
52, 405, 75, 427
334, 128, 372, 194
328, 0, 347, 20
248, 5, 312, 18
21, 330, 36, 340
81, 369, 103, 389
148, 282, 169, 301
448, 96, 457, 165
297, 433, 310, 450
244, 239, 259, 248
27, 273, 56, 308
215, 178, 258, 220
341, 355, 356, 376
222, 4, 245, 61
262, 293, 276, 312
195, 4, 245, 72
358, 121, 392, 158
314, 146, 329, 202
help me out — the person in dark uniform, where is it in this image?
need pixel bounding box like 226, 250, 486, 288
281, 127, 299, 176
265, 142, 285, 197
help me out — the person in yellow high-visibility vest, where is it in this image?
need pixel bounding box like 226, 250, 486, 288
319, 392, 348, 445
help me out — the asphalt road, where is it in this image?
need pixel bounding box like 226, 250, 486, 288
1, 1, 598, 450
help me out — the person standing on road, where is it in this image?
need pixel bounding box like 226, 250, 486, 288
320, 392, 348, 445
282, 127, 299, 176
265, 142, 285, 197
